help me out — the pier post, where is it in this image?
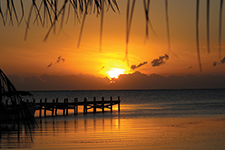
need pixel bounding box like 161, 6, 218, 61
83, 98, 87, 114
118, 96, 120, 112
63, 99, 66, 116
110, 96, 113, 112
66, 98, 68, 116
93, 97, 96, 113
52, 99, 55, 116
0, 120, 1, 139
102, 97, 104, 113
55, 98, 58, 116
44, 98, 47, 117
39, 99, 42, 118
76, 98, 78, 114
74, 98, 78, 115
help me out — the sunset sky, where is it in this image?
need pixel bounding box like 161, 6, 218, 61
0, 0, 225, 90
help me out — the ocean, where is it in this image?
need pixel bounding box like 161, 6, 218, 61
1, 89, 225, 149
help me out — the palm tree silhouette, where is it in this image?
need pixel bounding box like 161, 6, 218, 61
0, 0, 224, 71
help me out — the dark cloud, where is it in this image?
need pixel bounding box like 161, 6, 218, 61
220, 57, 225, 64
151, 54, 169, 67
213, 56, 225, 67
131, 61, 148, 70
8, 72, 225, 90
187, 66, 193, 69
47, 56, 65, 68
56, 56, 65, 64
47, 62, 52, 68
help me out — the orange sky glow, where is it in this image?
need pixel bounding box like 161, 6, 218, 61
0, 0, 225, 90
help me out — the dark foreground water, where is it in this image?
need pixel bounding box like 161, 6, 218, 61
1, 89, 225, 149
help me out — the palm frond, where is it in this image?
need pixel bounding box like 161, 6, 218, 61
0, 1, 224, 73
10, 0, 19, 25
206, 0, 210, 53
32, 0, 43, 26
0, 1, 6, 25
6, 0, 13, 25
77, 0, 89, 48
24, 2, 34, 40
165, 0, 170, 55
125, 0, 135, 65
43, 0, 69, 41
0, 0, 119, 42
18, 0, 24, 26
196, 0, 202, 72
219, 0, 223, 58
100, 0, 105, 52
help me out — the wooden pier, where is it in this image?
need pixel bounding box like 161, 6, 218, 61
33, 96, 121, 117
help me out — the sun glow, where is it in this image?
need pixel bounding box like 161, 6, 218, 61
108, 68, 125, 79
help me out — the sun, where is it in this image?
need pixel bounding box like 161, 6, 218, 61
108, 68, 125, 79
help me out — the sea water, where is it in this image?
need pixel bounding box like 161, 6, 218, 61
32, 89, 225, 118
1, 89, 225, 149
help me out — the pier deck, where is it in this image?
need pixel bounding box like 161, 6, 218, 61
33, 96, 121, 117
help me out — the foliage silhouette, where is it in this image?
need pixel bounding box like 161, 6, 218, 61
0, 0, 224, 72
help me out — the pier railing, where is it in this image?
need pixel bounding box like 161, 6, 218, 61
33, 96, 121, 117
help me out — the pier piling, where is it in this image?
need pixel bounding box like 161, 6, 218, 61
52, 99, 55, 116
63, 99, 66, 116
83, 98, 87, 114
44, 98, 47, 117
65, 99, 68, 116
39, 99, 42, 118
35, 96, 120, 117
110, 96, 113, 112
55, 98, 58, 116
93, 97, 96, 113
102, 97, 104, 113
74, 98, 78, 115
118, 96, 120, 112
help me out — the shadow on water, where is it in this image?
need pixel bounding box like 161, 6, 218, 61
0, 69, 36, 148
0, 111, 121, 149
0, 122, 36, 149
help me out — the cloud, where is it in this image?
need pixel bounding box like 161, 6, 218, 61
220, 57, 225, 64
55, 56, 65, 64
47, 56, 65, 68
214, 46, 225, 48
47, 62, 52, 68
151, 54, 169, 67
131, 61, 148, 70
213, 56, 225, 67
8, 72, 225, 90
187, 66, 193, 69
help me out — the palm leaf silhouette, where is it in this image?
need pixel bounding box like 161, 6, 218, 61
196, 0, 202, 72
219, 0, 223, 58
206, 0, 210, 53
0, 0, 224, 72
125, 0, 135, 65
143, 0, 157, 41
165, 0, 170, 55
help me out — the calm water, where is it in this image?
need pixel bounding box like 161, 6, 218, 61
32, 89, 225, 118
1, 89, 225, 149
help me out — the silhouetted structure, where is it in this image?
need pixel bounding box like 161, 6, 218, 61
34, 96, 120, 117
0, 69, 35, 140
